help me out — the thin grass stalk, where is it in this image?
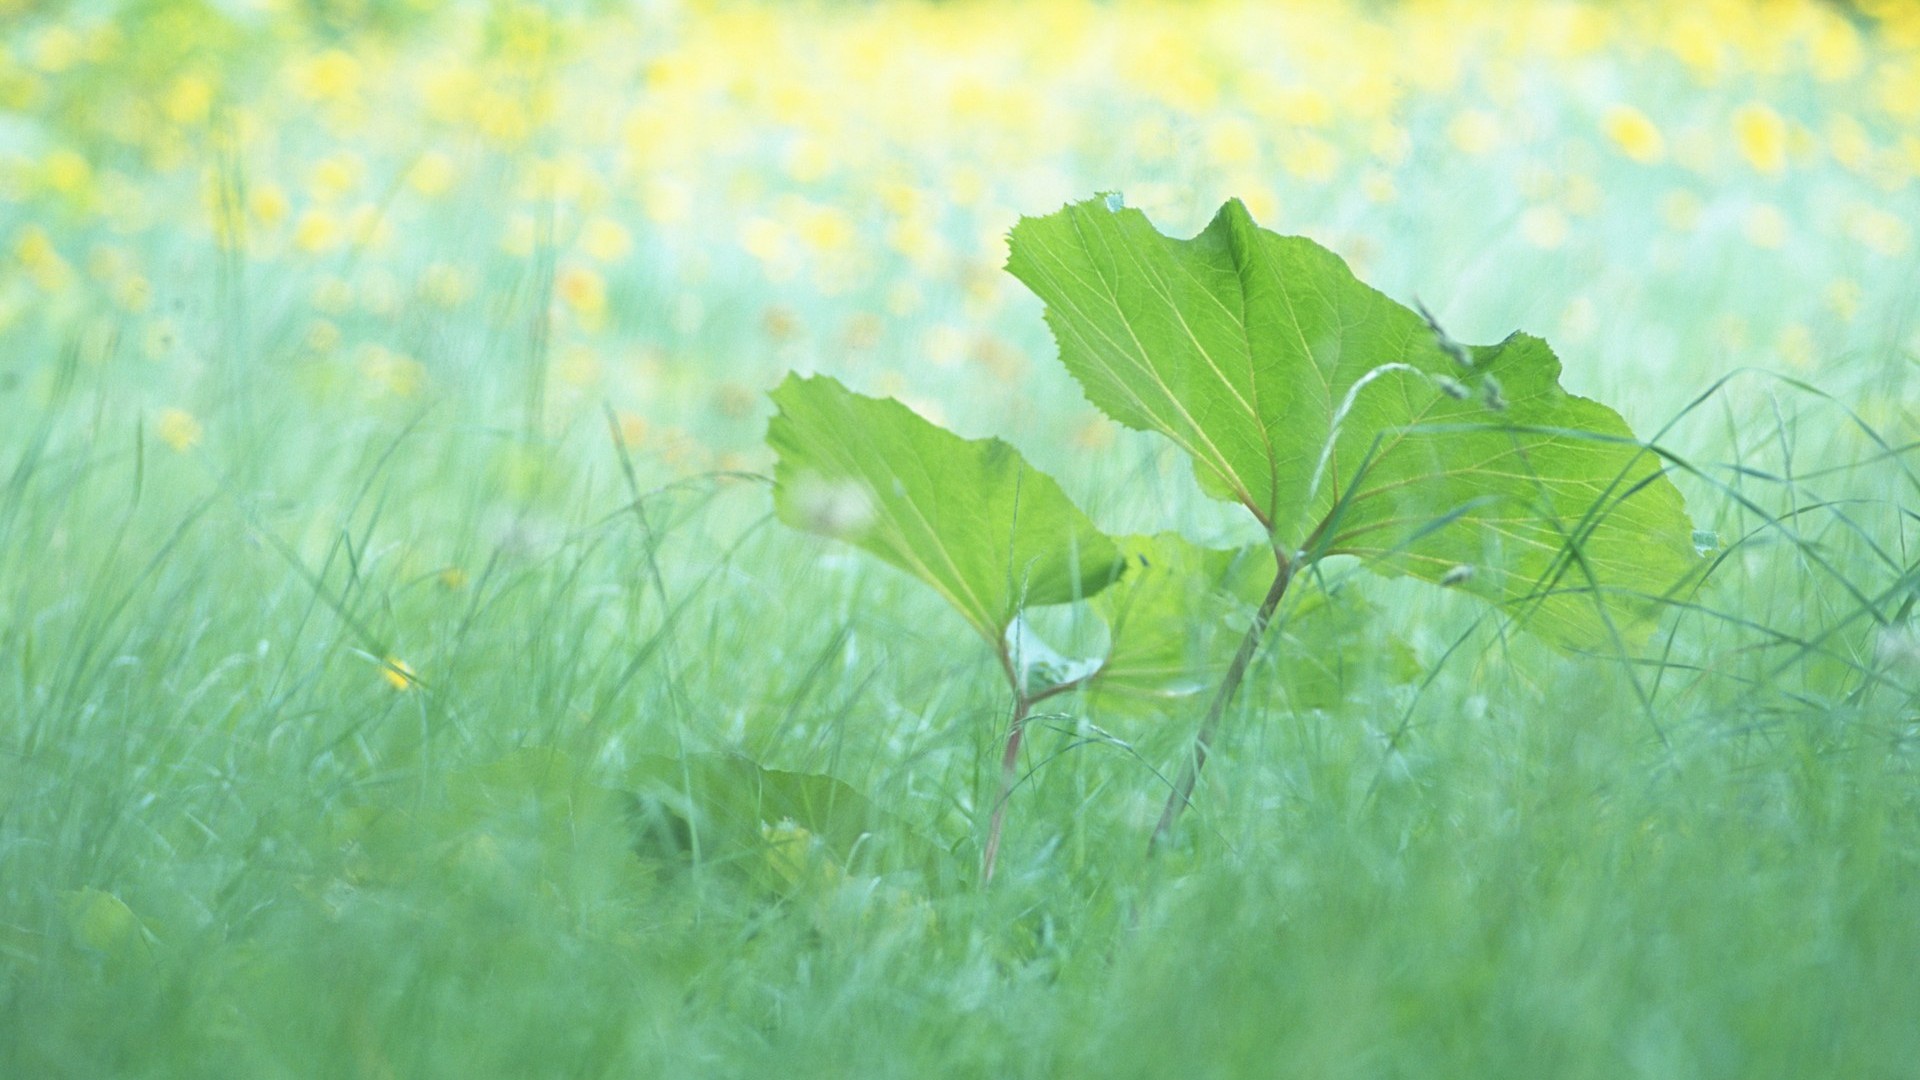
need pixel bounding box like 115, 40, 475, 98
1150, 548, 1293, 850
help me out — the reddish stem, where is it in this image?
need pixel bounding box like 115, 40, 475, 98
981, 694, 1031, 885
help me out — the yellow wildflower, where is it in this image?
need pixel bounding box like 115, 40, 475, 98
15, 226, 72, 291
164, 74, 214, 126
1776, 323, 1816, 370
1847, 205, 1910, 258
358, 346, 426, 399
250, 184, 289, 227
380, 657, 416, 691
30, 27, 81, 73
1734, 103, 1788, 175
42, 149, 90, 195
794, 205, 852, 253
1602, 105, 1665, 165
1827, 114, 1872, 173
1808, 13, 1863, 83
300, 50, 362, 102
310, 153, 364, 202
1661, 190, 1703, 232
1826, 278, 1863, 322
581, 217, 632, 263
420, 263, 472, 309
293, 210, 340, 254
306, 319, 341, 353
1447, 110, 1502, 156
408, 152, 458, 199
555, 266, 608, 325
1520, 206, 1569, 250
155, 408, 203, 452
1204, 117, 1260, 168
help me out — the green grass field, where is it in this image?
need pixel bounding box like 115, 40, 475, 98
4, 1, 1919, 1076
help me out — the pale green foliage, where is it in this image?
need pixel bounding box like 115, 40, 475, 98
1007, 197, 1700, 647
1091, 535, 1417, 710
767, 373, 1127, 644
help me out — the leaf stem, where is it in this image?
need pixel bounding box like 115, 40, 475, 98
982, 693, 1031, 885
1150, 546, 1294, 850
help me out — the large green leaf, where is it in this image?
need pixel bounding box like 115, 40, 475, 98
768, 373, 1126, 644
1007, 197, 1698, 647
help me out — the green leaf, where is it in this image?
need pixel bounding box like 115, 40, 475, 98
1090, 535, 1417, 711
1089, 534, 1258, 703
626, 753, 943, 886
1007, 197, 1698, 647
768, 373, 1126, 645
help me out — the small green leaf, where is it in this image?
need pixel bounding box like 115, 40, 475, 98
62, 888, 155, 961
1090, 535, 1417, 710
1008, 197, 1698, 647
768, 373, 1126, 644
626, 753, 941, 884
1089, 534, 1258, 703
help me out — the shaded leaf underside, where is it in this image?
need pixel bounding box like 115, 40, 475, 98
767, 373, 1126, 645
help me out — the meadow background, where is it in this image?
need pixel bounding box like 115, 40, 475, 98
4, 0, 1919, 1075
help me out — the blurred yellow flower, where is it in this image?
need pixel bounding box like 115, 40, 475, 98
1827, 114, 1872, 173
1826, 278, 1863, 322
613, 411, 649, 448
1775, 322, 1816, 370
312, 277, 355, 315
1283, 135, 1339, 183
1733, 103, 1788, 175
381, 657, 416, 691
300, 50, 362, 102
1447, 110, 1502, 156
1520, 206, 1569, 249
164, 74, 215, 126
1660, 189, 1703, 232
142, 321, 180, 360
642, 179, 692, 225
1846, 205, 1911, 257
155, 408, 204, 452
739, 217, 791, 264
114, 274, 151, 313
1808, 13, 1863, 83
42, 149, 91, 196
293, 210, 341, 253
1205, 117, 1260, 168
15, 226, 72, 292
794, 205, 853, 253
420, 263, 472, 309
581, 217, 633, 263
783, 138, 833, 184
310, 153, 365, 202
359, 345, 426, 399
556, 265, 608, 324
30, 27, 82, 73
306, 319, 342, 353
1601, 105, 1665, 165
250, 184, 290, 228
408, 152, 458, 198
